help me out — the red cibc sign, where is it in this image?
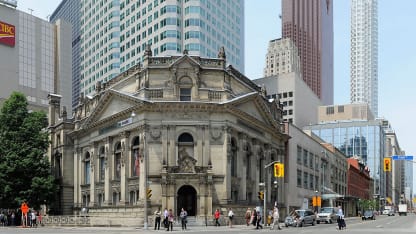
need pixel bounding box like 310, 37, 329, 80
0, 21, 16, 47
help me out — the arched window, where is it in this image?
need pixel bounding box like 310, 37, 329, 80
178, 133, 194, 159
85, 152, 91, 184
114, 142, 122, 180
131, 137, 140, 177
178, 133, 193, 143
99, 147, 105, 181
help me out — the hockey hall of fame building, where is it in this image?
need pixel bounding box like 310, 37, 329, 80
47, 47, 289, 226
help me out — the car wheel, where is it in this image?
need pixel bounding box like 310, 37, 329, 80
329, 219, 333, 224
317, 221, 320, 224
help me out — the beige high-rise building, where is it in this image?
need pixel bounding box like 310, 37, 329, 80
263, 38, 301, 77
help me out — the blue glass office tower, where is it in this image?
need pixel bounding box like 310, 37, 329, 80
303, 119, 387, 198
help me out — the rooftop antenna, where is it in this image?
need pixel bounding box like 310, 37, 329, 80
28, 8, 33, 15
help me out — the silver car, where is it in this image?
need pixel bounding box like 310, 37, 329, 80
285, 209, 316, 227
317, 207, 338, 224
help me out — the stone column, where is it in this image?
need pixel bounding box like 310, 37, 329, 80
104, 137, 113, 206
89, 143, 98, 207
120, 131, 130, 205
138, 132, 147, 201
73, 147, 81, 208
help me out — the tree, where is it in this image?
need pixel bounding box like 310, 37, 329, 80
0, 92, 57, 209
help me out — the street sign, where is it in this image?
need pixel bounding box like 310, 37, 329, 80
392, 155, 413, 160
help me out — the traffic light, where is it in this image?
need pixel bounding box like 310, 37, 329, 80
147, 188, 152, 199
258, 191, 264, 201
384, 158, 391, 172
274, 163, 284, 178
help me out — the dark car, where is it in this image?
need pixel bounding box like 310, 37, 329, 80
362, 210, 376, 220
285, 209, 316, 227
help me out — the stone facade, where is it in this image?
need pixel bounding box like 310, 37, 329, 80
47, 48, 289, 226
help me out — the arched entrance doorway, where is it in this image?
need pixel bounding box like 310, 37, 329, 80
177, 185, 197, 216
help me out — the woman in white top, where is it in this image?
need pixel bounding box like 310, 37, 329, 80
227, 208, 234, 228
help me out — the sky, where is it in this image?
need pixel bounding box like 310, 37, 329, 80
15, 0, 416, 178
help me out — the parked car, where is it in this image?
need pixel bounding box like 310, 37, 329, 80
285, 209, 316, 227
362, 210, 376, 220
317, 207, 338, 224
387, 209, 395, 216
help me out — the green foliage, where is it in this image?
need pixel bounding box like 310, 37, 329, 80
0, 92, 57, 209
358, 199, 377, 211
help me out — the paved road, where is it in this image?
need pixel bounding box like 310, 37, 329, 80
1, 214, 415, 233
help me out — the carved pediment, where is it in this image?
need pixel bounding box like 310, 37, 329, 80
80, 90, 145, 130
234, 100, 269, 125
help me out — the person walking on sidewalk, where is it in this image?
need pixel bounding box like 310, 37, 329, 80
337, 205, 346, 230
227, 208, 234, 228
154, 208, 161, 230
167, 209, 174, 231
256, 210, 263, 229
214, 208, 221, 226
180, 208, 188, 230
271, 207, 282, 230
245, 208, 251, 226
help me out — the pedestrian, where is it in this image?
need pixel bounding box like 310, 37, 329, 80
245, 208, 251, 226
256, 210, 263, 229
180, 208, 187, 230
167, 209, 174, 231
154, 208, 161, 230
31, 210, 37, 227
37, 211, 42, 227
252, 208, 257, 226
163, 208, 168, 229
10, 212, 15, 226
214, 208, 221, 226
337, 205, 345, 230
227, 208, 234, 228
271, 207, 282, 230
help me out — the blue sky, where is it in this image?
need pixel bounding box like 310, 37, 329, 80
16, 0, 416, 168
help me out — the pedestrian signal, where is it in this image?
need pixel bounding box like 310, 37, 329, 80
274, 163, 284, 178
258, 191, 264, 201
384, 158, 391, 172
147, 188, 152, 199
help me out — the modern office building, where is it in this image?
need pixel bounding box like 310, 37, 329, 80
79, 0, 244, 97
350, 0, 378, 116
281, 0, 334, 105
0, 2, 72, 111
50, 0, 81, 111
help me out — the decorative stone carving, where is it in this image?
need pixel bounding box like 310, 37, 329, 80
178, 148, 196, 173
150, 127, 161, 140
210, 127, 223, 141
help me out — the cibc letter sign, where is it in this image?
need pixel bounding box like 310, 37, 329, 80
0, 21, 15, 47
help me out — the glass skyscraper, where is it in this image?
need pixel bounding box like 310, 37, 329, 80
350, 0, 378, 116
79, 0, 244, 96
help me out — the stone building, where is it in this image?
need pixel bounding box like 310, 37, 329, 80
47, 47, 289, 226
